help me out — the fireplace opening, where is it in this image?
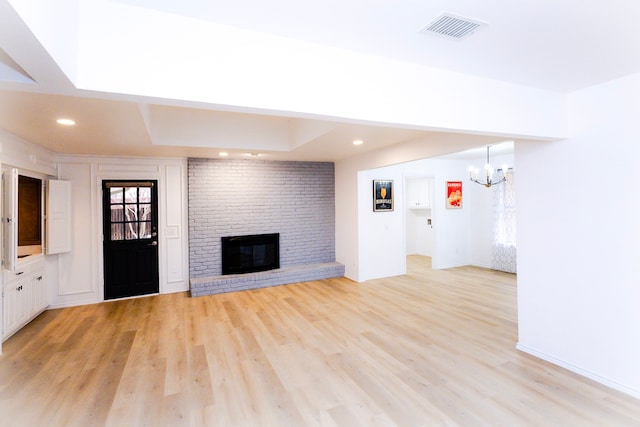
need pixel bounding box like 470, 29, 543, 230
221, 233, 280, 275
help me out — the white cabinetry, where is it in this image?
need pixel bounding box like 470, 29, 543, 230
3, 274, 25, 337
2, 259, 47, 341
406, 178, 433, 209
46, 180, 72, 255
31, 269, 46, 316
1, 167, 63, 342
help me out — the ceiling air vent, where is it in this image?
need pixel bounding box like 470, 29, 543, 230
419, 13, 487, 40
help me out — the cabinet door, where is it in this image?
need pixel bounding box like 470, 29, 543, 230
46, 180, 72, 254
3, 282, 18, 339
3, 274, 27, 339
2, 168, 18, 271
407, 178, 432, 209
418, 179, 433, 208
15, 276, 29, 329
407, 179, 420, 207
30, 270, 46, 314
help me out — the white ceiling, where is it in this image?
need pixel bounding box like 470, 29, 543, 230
0, 0, 638, 161
113, 0, 640, 92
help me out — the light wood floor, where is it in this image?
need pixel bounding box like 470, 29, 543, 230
1, 256, 639, 426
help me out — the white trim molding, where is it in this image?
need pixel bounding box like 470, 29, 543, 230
516, 343, 640, 399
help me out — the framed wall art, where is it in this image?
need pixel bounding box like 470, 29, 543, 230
446, 181, 463, 209
373, 180, 394, 212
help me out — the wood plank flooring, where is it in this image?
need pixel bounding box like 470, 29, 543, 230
1, 255, 639, 426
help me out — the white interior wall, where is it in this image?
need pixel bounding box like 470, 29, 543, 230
53, 161, 93, 306
429, 160, 471, 270
334, 162, 359, 280
53, 155, 189, 308
357, 167, 406, 281
356, 157, 475, 282
0, 129, 57, 176
405, 210, 418, 255
516, 72, 640, 398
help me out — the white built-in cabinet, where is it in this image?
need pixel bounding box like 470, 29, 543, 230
406, 177, 433, 209
1, 167, 71, 341
2, 259, 46, 340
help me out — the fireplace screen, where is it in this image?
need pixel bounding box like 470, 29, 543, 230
221, 233, 280, 275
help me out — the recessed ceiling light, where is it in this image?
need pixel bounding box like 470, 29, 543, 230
242, 153, 263, 157
219, 152, 228, 157
353, 139, 364, 146
56, 118, 76, 126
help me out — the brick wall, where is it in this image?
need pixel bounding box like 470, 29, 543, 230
188, 158, 336, 279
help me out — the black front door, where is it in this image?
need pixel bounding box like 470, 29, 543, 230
102, 180, 159, 300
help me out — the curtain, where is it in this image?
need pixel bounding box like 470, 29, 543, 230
492, 171, 517, 273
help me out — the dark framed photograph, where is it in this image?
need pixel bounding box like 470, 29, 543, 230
373, 180, 394, 212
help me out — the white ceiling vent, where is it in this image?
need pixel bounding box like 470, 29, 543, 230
419, 13, 487, 40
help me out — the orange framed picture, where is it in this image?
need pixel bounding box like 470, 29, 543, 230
373, 180, 394, 212
446, 181, 463, 209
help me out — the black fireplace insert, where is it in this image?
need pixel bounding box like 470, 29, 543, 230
221, 233, 280, 275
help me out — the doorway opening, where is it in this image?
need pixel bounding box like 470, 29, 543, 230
405, 176, 435, 272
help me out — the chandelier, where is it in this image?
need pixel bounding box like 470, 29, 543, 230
469, 146, 512, 188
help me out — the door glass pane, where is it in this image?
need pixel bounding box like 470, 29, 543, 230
111, 223, 124, 241
125, 204, 138, 222
125, 187, 137, 203
110, 205, 124, 222
139, 221, 152, 239
125, 222, 138, 240
110, 188, 123, 204
139, 187, 151, 203
106, 183, 155, 241
139, 204, 151, 221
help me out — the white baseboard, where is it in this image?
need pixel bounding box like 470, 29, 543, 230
516, 342, 640, 399
162, 282, 189, 294
48, 285, 188, 309
47, 298, 101, 309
